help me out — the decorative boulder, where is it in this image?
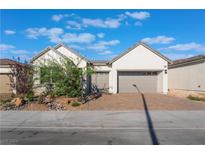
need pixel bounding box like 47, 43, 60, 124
15, 98, 24, 107
57, 97, 78, 105
43, 95, 53, 104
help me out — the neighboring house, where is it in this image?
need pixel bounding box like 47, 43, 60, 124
0, 59, 18, 97
31, 42, 171, 94
168, 55, 205, 93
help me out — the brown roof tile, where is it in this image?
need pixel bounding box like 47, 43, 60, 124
169, 55, 205, 68
0, 59, 24, 65
172, 55, 205, 65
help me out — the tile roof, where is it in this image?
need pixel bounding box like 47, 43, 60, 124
169, 55, 205, 68
90, 60, 109, 65
0, 58, 23, 65
172, 55, 205, 64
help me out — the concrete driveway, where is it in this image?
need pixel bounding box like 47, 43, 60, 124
1, 110, 205, 145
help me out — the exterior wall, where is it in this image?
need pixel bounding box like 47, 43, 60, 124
168, 62, 205, 92
157, 71, 163, 93
110, 45, 168, 94
0, 65, 12, 73
32, 48, 63, 85
0, 65, 16, 94
32, 47, 88, 94
31, 44, 169, 95
93, 65, 112, 72
163, 70, 168, 94
55, 46, 87, 68
91, 65, 111, 92
0, 74, 12, 94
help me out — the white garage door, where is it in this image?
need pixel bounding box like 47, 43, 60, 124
118, 71, 158, 93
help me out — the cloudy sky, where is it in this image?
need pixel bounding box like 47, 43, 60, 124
0, 9, 205, 61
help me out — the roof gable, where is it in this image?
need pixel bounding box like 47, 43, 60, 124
30, 43, 89, 64
54, 43, 90, 63
109, 42, 172, 64
30, 46, 67, 63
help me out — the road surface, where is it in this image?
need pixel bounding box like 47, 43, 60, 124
1, 111, 205, 144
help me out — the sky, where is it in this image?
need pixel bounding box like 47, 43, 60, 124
0, 9, 205, 61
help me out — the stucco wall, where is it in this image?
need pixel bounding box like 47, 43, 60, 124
93, 65, 112, 72
0, 65, 16, 94
55, 46, 87, 68
32, 48, 63, 85
110, 45, 168, 94
0, 65, 12, 73
168, 62, 205, 92
31, 44, 169, 94
32, 47, 88, 94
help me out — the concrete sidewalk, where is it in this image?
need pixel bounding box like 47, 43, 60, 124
1, 111, 205, 144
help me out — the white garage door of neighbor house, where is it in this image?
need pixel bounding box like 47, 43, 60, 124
91, 72, 109, 92
118, 71, 158, 93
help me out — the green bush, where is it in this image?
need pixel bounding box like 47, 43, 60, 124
26, 91, 34, 101
38, 58, 93, 98
71, 102, 81, 107
0, 99, 15, 110
187, 95, 205, 102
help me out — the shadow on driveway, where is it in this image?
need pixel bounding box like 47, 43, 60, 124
133, 84, 159, 145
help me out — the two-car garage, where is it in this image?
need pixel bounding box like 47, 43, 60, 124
91, 71, 161, 93
91, 43, 170, 94
117, 71, 159, 93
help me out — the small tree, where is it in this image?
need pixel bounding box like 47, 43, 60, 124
38, 58, 93, 98
8, 58, 33, 97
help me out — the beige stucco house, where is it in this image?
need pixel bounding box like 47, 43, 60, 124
31, 42, 171, 94
0, 59, 18, 97
168, 55, 205, 94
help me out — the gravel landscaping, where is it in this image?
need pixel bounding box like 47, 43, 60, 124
1, 93, 205, 111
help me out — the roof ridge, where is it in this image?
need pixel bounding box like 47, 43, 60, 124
54, 43, 90, 62
109, 41, 172, 64
30, 46, 53, 63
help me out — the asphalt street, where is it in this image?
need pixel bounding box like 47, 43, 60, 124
1, 111, 205, 145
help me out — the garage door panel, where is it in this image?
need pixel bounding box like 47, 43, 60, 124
118, 71, 158, 93
0, 74, 12, 94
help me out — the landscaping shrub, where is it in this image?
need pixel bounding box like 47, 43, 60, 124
38, 58, 93, 98
9, 57, 33, 96
0, 99, 15, 110
26, 90, 35, 101
71, 102, 81, 107
187, 95, 205, 102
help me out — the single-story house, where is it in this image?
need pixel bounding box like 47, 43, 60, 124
168, 55, 205, 93
31, 42, 171, 94
0, 59, 19, 97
